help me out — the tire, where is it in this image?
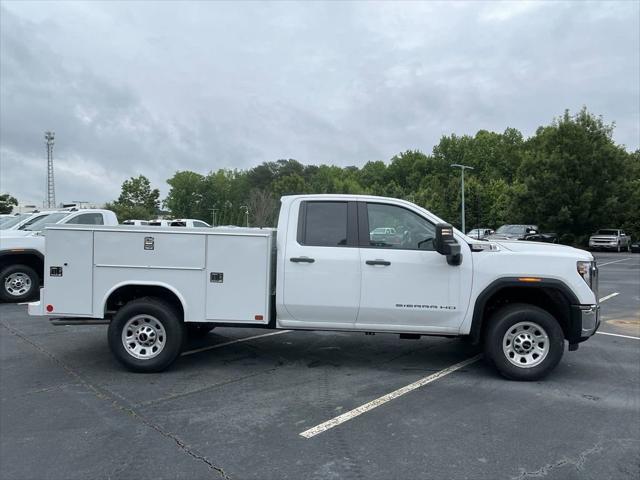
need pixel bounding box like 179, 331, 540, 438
186, 323, 216, 337
0, 264, 39, 303
108, 297, 185, 373
484, 304, 564, 381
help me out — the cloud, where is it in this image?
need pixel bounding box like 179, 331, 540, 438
1, 1, 638, 205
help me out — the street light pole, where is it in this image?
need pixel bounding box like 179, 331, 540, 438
210, 208, 218, 227
450, 163, 474, 234
240, 205, 249, 227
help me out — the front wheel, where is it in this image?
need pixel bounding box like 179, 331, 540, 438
0, 264, 39, 302
485, 304, 564, 381
108, 298, 185, 373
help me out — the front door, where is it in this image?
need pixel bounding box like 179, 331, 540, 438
357, 202, 470, 333
280, 200, 360, 328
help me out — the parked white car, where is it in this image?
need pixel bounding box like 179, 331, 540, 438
148, 219, 172, 227
169, 219, 211, 228
29, 194, 599, 381
122, 220, 149, 226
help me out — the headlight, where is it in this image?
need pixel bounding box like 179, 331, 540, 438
577, 261, 592, 286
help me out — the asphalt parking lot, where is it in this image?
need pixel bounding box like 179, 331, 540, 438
1, 252, 638, 480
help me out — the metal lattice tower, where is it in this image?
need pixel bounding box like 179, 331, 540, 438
45, 131, 56, 208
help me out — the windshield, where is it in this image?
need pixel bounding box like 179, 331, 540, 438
0, 214, 31, 230
496, 225, 526, 234
596, 229, 618, 235
24, 212, 69, 231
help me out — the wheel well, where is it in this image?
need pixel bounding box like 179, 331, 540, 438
475, 286, 572, 343
0, 253, 44, 284
105, 285, 184, 321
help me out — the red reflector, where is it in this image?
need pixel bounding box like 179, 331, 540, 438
254, 315, 264, 321
46, 304, 54, 313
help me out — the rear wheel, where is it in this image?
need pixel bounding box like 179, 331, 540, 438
485, 304, 564, 381
0, 264, 39, 302
108, 297, 185, 372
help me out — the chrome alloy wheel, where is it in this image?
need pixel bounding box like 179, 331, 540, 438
4, 272, 32, 297
502, 321, 549, 368
121, 314, 167, 360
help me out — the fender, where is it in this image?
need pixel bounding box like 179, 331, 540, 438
469, 277, 580, 343
100, 281, 189, 320
0, 249, 44, 261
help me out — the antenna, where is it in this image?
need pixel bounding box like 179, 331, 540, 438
45, 131, 56, 208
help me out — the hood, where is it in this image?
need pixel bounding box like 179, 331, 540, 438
0, 230, 37, 238
492, 239, 592, 261
0, 234, 45, 252
590, 235, 617, 240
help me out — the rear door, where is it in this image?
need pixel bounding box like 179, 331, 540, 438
281, 200, 360, 327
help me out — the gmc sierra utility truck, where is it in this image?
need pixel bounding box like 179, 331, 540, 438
28, 195, 599, 380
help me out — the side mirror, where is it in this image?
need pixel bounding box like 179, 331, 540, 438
435, 223, 462, 266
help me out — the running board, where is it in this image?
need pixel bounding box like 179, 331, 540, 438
50, 318, 110, 326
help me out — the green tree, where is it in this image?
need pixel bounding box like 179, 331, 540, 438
164, 171, 205, 218
513, 108, 631, 242
106, 176, 159, 221
0, 193, 18, 214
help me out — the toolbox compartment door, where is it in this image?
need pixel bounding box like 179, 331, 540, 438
44, 229, 94, 315
206, 234, 271, 324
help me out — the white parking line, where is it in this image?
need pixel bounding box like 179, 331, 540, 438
596, 331, 640, 341
598, 257, 632, 267
599, 292, 620, 303
181, 330, 292, 356
299, 354, 482, 439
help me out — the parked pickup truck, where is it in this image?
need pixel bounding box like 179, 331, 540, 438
28, 195, 600, 380
588, 229, 632, 252
0, 209, 118, 302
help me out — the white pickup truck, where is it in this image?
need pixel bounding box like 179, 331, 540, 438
0, 209, 118, 302
28, 195, 600, 380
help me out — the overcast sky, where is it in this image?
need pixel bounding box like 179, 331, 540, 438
1, 0, 638, 205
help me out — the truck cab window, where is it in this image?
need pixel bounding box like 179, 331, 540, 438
299, 201, 348, 247
366, 203, 435, 250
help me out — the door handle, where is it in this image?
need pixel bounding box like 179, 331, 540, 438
366, 259, 391, 266
290, 256, 315, 263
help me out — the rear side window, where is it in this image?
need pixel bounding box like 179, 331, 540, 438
298, 202, 348, 247
66, 213, 104, 225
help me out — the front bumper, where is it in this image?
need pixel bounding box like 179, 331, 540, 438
589, 241, 618, 249
568, 304, 600, 348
